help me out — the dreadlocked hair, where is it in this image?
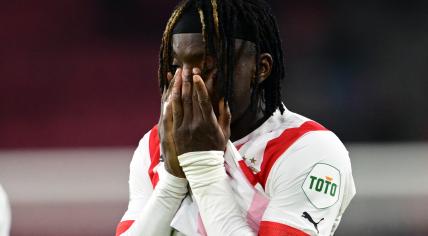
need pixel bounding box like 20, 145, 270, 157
158, 0, 285, 117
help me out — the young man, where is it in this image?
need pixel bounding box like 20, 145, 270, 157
116, 0, 355, 235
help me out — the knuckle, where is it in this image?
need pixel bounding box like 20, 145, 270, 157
173, 110, 182, 117
188, 125, 197, 133
183, 75, 192, 82
198, 98, 210, 106
161, 117, 168, 126
177, 127, 189, 136
172, 92, 180, 100
160, 139, 168, 146
182, 96, 193, 104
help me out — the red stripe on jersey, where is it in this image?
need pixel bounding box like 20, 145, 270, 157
257, 121, 327, 188
235, 142, 246, 150
259, 221, 309, 236
148, 125, 160, 188
115, 220, 135, 236
238, 160, 259, 186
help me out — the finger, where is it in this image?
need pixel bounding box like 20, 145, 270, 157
181, 67, 193, 123
163, 98, 174, 132
192, 67, 203, 121
160, 72, 176, 140
172, 68, 183, 129
160, 97, 173, 140
160, 74, 171, 123
193, 74, 213, 121
192, 67, 201, 75
166, 72, 174, 94
192, 84, 203, 122
204, 68, 218, 100
158, 112, 163, 139
163, 72, 174, 103
218, 98, 231, 139
161, 73, 172, 102
166, 77, 176, 103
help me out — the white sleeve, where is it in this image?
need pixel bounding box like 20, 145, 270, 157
0, 185, 11, 236
178, 151, 256, 236
118, 131, 189, 236
262, 131, 356, 236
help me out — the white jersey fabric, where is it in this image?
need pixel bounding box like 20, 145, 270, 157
117, 106, 356, 236
0, 184, 11, 236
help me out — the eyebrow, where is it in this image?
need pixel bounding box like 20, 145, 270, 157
172, 49, 205, 62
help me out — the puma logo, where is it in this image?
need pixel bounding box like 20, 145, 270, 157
302, 211, 324, 234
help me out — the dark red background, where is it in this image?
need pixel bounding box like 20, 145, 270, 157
0, 1, 167, 148
2, 0, 428, 148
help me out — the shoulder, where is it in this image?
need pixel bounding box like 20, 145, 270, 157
130, 125, 160, 177
288, 129, 350, 168
252, 109, 352, 188
260, 121, 355, 235
265, 109, 351, 178
250, 110, 332, 188
267, 123, 351, 178
127, 125, 161, 196
265, 123, 353, 203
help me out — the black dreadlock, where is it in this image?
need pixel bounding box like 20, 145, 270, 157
158, 0, 285, 117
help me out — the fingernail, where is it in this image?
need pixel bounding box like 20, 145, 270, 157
175, 68, 181, 76
193, 74, 201, 82
223, 99, 229, 108
193, 67, 201, 75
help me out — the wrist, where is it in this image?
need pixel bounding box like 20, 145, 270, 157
164, 163, 186, 178
178, 151, 226, 189
162, 169, 188, 185
157, 168, 188, 193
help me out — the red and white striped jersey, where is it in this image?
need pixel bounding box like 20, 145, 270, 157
117, 106, 356, 236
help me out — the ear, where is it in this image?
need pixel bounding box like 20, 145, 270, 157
256, 53, 273, 84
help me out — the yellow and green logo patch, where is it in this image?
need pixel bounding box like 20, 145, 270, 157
302, 163, 341, 209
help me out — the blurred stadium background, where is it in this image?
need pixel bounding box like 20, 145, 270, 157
0, 0, 427, 235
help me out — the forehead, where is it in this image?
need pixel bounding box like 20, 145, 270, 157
172, 33, 205, 58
